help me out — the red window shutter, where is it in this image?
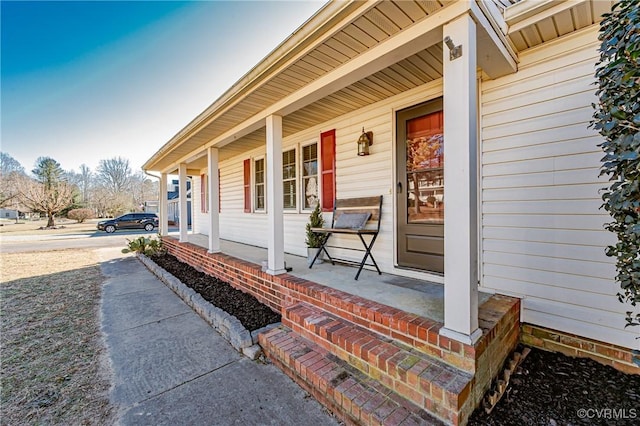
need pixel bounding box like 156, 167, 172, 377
200, 174, 207, 213
320, 129, 336, 212
243, 159, 251, 213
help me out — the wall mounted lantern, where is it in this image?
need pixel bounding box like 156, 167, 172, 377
357, 127, 373, 156
444, 36, 462, 60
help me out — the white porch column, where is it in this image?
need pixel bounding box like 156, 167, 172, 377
178, 163, 188, 243
160, 173, 168, 236
265, 115, 287, 275
440, 14, 482, 345
208, 147, 221, 253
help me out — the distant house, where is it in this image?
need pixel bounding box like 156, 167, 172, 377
143, 1, 638, 424
143, 200, 158, 213
167, 179, 191, 226
0, 209, 19, 220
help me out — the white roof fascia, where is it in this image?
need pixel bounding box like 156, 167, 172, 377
505, 0, 586, 31
478, 0, 509, 35
471, 1, 518, 76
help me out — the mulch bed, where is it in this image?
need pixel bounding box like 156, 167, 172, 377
149, 252, 281, 331
469, 345, 640, 425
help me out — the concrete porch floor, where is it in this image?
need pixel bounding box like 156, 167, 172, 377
178, 233, 491, 324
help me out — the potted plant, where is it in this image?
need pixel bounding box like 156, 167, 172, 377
305, 202, 325, 266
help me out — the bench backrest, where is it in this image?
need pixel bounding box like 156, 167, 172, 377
331, 196, 383, 231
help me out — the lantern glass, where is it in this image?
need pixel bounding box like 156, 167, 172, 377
357, 130, 370, 156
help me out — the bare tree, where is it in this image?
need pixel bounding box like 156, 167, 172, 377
89, 186, 111, 218
24, 157, 73, 227
19, 176, 74, 227
78, 164, 93, 204
96, 157, 131, 194
130, 171, 159, 210
65, 164, 93, 205
0, 152, 26, 208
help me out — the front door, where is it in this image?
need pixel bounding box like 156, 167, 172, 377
396, 98, 444, 273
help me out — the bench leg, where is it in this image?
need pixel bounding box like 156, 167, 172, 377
309, 233, 334, 268
355, 233, 381, 280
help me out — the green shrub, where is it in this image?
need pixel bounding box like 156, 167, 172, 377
122, 235, 164, 256
305, 203, 325, 248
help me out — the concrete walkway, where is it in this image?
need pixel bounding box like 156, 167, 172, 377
98, 247, 339, 426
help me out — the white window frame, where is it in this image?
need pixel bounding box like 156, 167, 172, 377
253, 156, 266, 213
300, 140, 319, 212
282, 147, 297, 211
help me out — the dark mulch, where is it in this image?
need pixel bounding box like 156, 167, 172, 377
149, 252, 281, 331
469, 345, 640, 425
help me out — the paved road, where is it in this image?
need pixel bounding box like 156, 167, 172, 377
0, 230, 156, 253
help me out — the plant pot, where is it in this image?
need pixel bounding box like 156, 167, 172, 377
307, 247, 324, 266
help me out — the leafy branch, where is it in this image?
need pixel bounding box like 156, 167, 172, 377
592, 0, 640, 328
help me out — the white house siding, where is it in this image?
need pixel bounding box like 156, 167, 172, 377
480, 25, 638, 348
193, 80, 444, 280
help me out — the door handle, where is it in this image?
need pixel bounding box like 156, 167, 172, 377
397, 181, 402, 194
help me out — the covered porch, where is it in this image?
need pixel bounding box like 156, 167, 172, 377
149, 0, 520, 347
182, 232, 493, 324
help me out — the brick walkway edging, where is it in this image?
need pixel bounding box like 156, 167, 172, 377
135, 253, 281, 360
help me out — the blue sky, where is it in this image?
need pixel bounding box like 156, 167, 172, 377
1, 0, 325, 174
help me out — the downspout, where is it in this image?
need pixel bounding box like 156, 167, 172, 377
143, 170, 161, 212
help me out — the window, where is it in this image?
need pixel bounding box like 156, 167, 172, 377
254, 158, 265, 211
283, 149, 296, 209
302, 143, 318, 209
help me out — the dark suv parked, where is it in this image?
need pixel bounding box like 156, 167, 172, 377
97, 212, 159, 233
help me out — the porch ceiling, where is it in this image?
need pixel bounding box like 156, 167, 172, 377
146, 0, 454, 173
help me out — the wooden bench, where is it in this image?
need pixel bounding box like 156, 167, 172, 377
309, 195, 383, 280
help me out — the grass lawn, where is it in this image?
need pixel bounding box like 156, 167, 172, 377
0, 249, 114, 425
0, 218, 102, 236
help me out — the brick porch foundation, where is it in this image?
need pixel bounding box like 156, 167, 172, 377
162, 236, 520, 425
521, 324, 639, 375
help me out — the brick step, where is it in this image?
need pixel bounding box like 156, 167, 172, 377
259, 325, 445, 426
282, 302, 474, 425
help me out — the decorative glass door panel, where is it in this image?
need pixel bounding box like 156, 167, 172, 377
406, 112, 444, 224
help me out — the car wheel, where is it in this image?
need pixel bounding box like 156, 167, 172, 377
144, 223, 154, 232
105, 225, 116, 233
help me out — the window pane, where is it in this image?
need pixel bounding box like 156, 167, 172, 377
283, 180, 296, 209
283, 150, 296, 180
256, 184, 265, 210
304, 177, 319, 209
303, 144, 317, 162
